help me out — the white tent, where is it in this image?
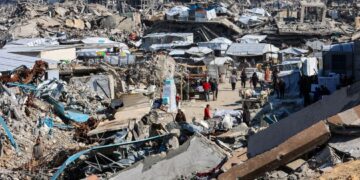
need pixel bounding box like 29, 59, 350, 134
279, 47, 309, 56
186, 47, 213, 56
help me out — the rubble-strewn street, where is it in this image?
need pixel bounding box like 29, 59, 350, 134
2, 0, 360, 179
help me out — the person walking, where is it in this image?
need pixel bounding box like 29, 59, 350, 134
272, 68, 279, 90
204, 104, 211, 120
251, 72, 259, 89
210, 78, 218, 101
202, 80, 211, 102
240, 70, 247, 88
230, 73, 237, 91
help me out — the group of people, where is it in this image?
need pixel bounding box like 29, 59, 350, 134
230, 71, 260, 91
202, 78, 218, 102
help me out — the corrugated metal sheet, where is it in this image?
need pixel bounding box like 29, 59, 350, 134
0, 50, 57, 72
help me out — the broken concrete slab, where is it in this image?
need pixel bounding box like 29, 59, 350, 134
54, 6, 68, 17
311, 146, 341, 169
217, 123, 249, 139
36, 16, 61, 28
329, 136, 360, 158
65, 19, 85, 30
248, 82, 360, 157
219, 121, 330, 180
110, 134, 228, 180
11, 21, 39, 38
327, 105, 360, 127
87, 119, 129, 136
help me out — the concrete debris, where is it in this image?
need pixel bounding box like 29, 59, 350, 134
110, 134, 227, 180
248, 82, 360, 158
0, 0, 360, 179
285, 159, 307, 172
219, 121, 330, 180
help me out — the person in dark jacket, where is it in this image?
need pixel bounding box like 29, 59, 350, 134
241, 70, 247, 88
230, 74, 237, 91
251, 72, 259, 89
243, 104, 251, 126
175, 109, 187, 123
210, 78, 218, 101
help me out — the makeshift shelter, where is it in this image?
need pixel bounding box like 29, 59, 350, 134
195, 9, 217, 22
198, 37, 232, 55
142, 33, 194, 52
279, 47, 309, 56
226, 43, 279, 65
239, 35, 267, 44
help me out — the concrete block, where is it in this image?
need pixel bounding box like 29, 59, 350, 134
219, 121, 330, 180
248, 82, 360, 157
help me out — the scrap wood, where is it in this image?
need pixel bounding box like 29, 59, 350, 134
221, 148, 248, 172
218, 121, 330, 180
87, 118, 129, 136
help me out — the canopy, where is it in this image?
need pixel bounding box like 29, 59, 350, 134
186, 47, 213, 56
209, 57, 233, 65
279, 47, 309, 55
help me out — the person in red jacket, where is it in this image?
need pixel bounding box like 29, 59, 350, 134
202, 80, 211, 102
204, 104, 211, 120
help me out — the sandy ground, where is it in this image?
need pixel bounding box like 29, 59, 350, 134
180, 80, 245, 121
320, 160, 360, 180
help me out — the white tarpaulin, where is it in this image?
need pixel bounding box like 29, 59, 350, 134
198, 37, 232, 52
166, 6, 189, 20
245, 8, 270, 17
279, 47, 309, 55
237, 15, 259, 25
301, 57, 318, 76
209, 57, 233, 65
186, 47, 213, 56
226, 43, 279, 56
239, 35, 267, 44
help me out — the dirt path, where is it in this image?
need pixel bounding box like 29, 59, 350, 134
180, 80, 244, 121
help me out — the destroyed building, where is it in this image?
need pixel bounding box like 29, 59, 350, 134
2, 0, 360, 179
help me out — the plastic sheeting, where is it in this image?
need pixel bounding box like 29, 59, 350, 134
166, 6, 189, 20
279, 47, 309, 55
186, 47, 213, 56
162, 79, 177, 112
278, 70, 301, 96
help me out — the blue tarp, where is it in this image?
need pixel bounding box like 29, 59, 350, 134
51, 134, 169, 180
45, 96, 90, 123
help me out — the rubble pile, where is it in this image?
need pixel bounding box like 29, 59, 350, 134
0, 1, 140, 40
2, 0, 360, 179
